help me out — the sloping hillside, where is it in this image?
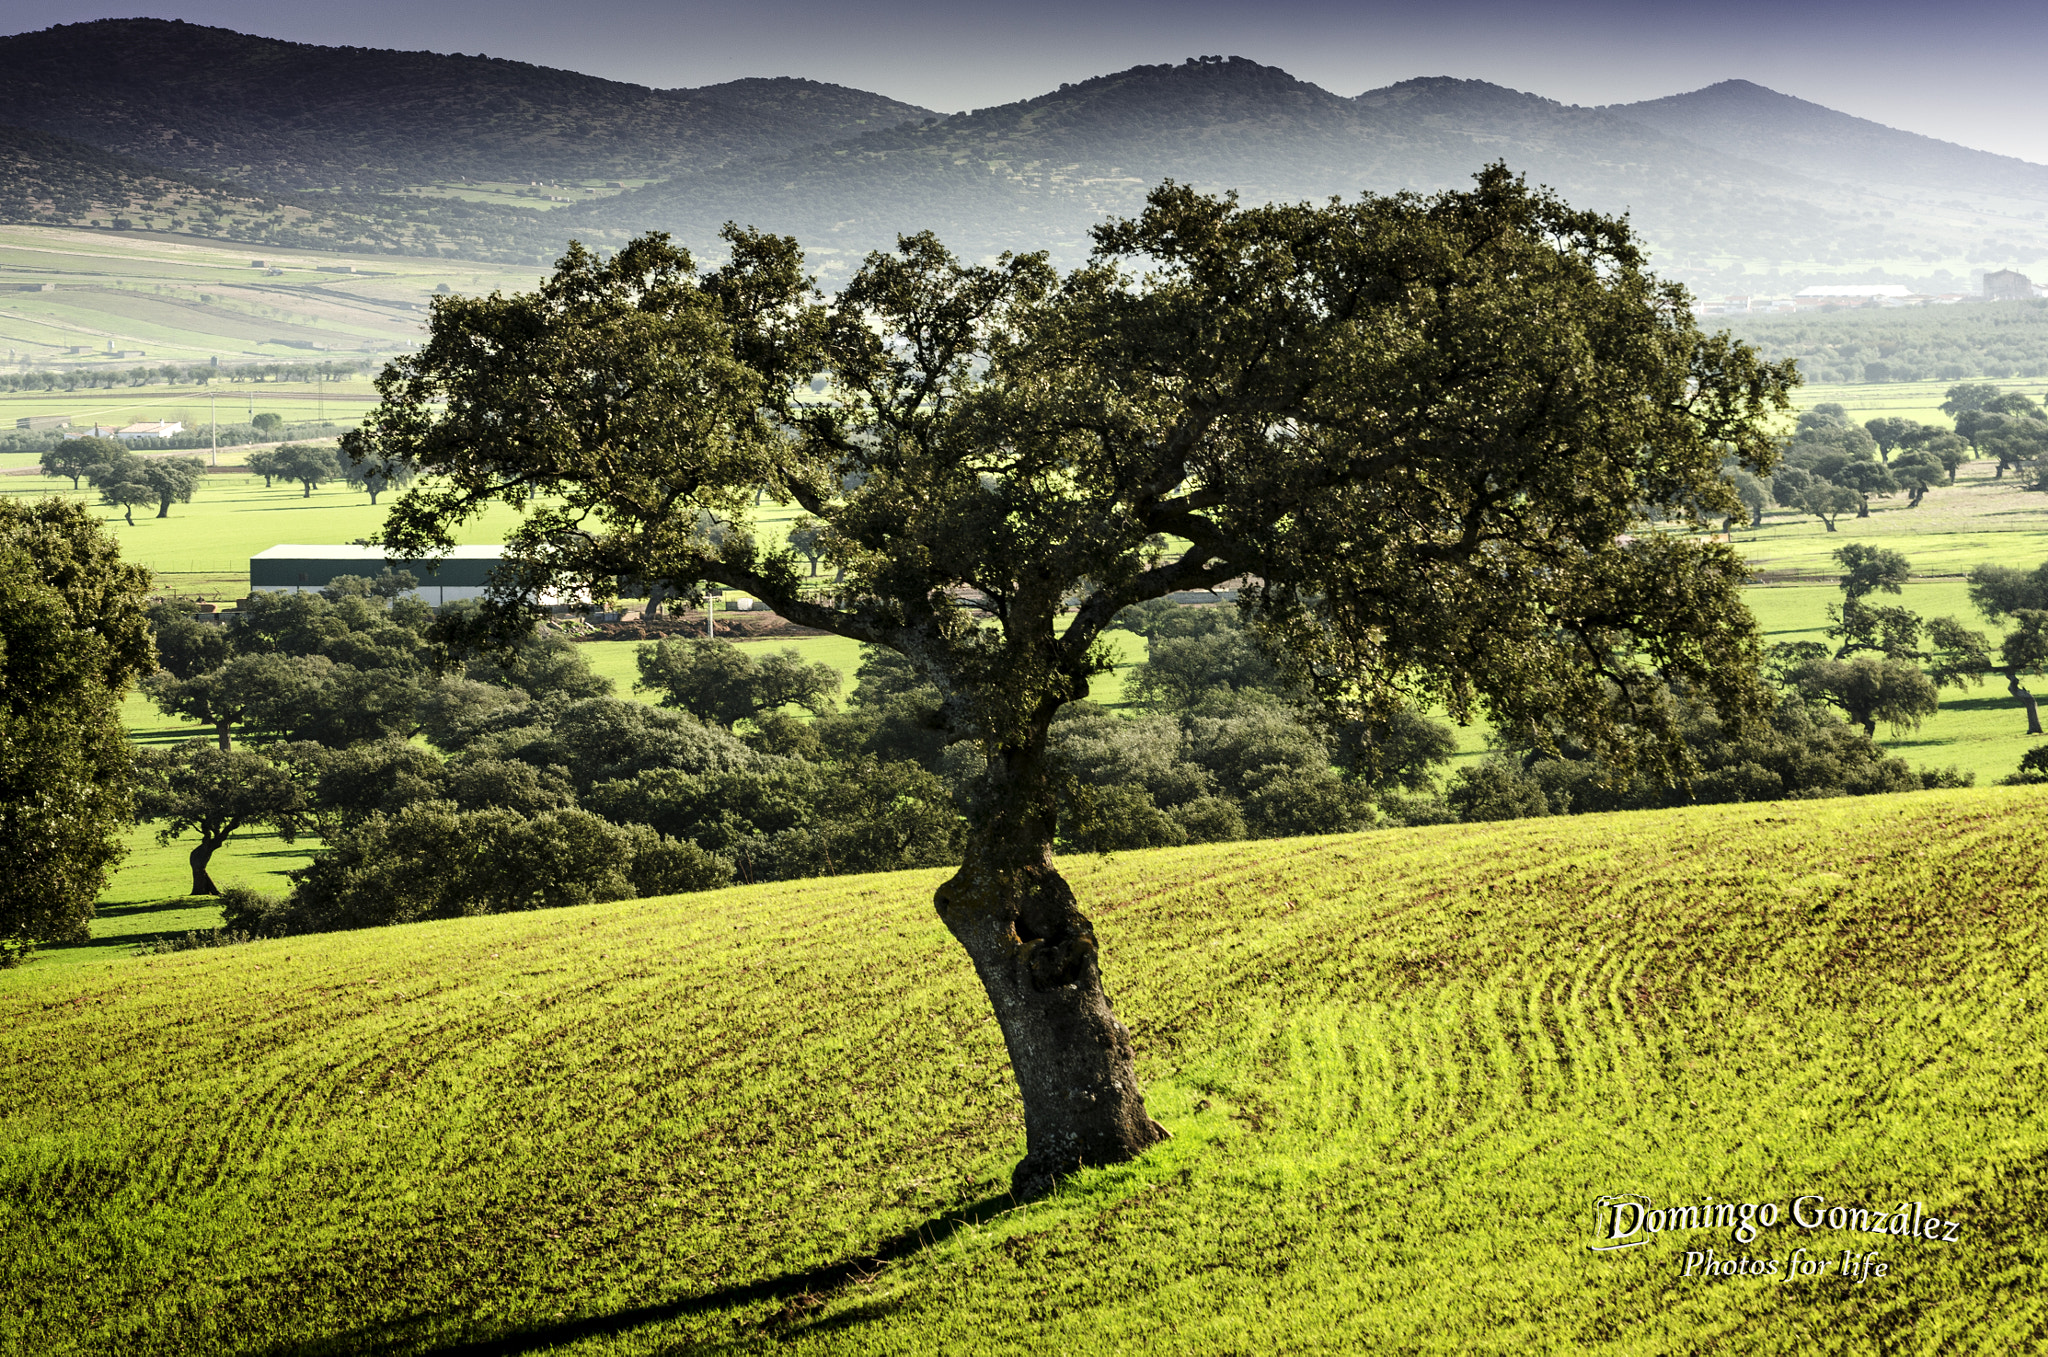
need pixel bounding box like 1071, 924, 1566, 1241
5, 789, 2045, 1352
0, 19, 934, 192
1613, 79, 2048, 199
0, 121, 597, 263
565, 57, 2006, 288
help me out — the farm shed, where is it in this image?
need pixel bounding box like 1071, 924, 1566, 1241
249, 544, 505, 605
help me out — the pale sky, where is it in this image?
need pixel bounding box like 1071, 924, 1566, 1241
12, 0, 2048, 162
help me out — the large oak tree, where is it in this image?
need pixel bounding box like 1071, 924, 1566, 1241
351, 169, 1793, 1196
0, 499, 154, 960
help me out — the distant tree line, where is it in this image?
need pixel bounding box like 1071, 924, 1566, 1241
1724, 385, 2048, 536
37, 433, 403, 513
125, 585, 2016, 947
0, 359, 372, 391
1724, 300, 2048, 385
1451, 541, 2048, 820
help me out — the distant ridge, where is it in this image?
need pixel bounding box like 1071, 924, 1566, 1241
0, 23, 2044, 290
1609, 79, 2048, 197
564, 58, 1870, 278
0, 18, 936, 192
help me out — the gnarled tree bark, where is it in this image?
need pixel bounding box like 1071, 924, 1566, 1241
933, 735, 1168, 1199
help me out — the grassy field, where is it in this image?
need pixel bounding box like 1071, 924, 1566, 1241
4, 789, 2045, 1352
0, 224, 544, 369
1789, 377, 2048, 430
0, 472, 538, 581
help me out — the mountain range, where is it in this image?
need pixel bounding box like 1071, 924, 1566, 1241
2, 19, 2046, 294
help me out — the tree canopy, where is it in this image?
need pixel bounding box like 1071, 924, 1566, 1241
0, 499, 154, 960
350, 168, 1796, 1195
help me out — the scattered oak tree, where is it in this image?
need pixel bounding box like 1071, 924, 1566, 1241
271, 444, 341, 497
133, 740, 311, 896
138, 456, 206, 519
341, 445, 418, 505
350, 169, 1793, 1196
635, 638, 841, 726
40, 434, 124, 490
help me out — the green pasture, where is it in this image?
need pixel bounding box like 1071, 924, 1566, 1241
0, 473, 531, 577
0, 825, 314, 998
0, 223, 543, 367
1730, 453, 2048, 578
5, 789, 2045, 1352
1789, 376, 2048, 428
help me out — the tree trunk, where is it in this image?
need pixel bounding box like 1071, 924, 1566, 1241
190, 836, 226, 895
933, 740, 1168, 1200
216, 718, 232, 753
302, 482, 312, 498
2008, 669, 2044, 736
368, 488, 380, 505
1855, 497, 1870, 519
1821, 516, 1837, 532
123, 505, 135, 526
156, 493, 172, 518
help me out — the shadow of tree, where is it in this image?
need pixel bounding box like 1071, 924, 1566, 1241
274, 1192, 1019, 1357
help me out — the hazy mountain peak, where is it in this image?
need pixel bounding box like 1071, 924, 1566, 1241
1611, 79, 2048, 190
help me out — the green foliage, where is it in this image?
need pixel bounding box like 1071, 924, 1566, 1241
38, 434, 123, 490
268, 444, 341, 497
1461, 689, 1960, 818
1773, 407, 1896, 527
1786, 652, 1942, 736
141, 587, 448, 750
308, 737, 449, 831
318, 569, 419, 602
136, 456, 205, 518
88, 446, 158, 525
1999, 745, 2048, 785
1447, 756, 1556, 820
132, 740, 310, 896
457, 628, 613, 703
1965, 560, 2048, 620
276, 803, 725, 933
1726, 306, 2048, 386
583, 752, 964, 882
0, 499, 153, 960
1124, 625, 1285, 712
339, 445, 417, 505
634, 638, 840, 725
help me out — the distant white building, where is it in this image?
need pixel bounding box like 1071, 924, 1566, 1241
113, 420, 184, 440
